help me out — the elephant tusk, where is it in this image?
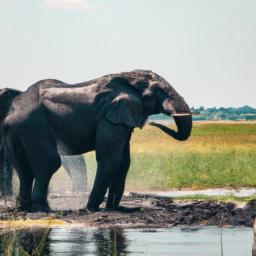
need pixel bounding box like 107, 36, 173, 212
171, 113, 192, 117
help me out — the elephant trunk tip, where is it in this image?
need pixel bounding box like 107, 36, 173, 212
172, 114, 192, 141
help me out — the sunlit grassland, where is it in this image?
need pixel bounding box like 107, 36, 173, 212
85, 122, 256, 191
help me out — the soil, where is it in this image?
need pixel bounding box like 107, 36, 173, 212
0, 193, 256, 228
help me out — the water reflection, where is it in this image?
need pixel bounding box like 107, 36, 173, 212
0, 227, 127, 256
93, 229, 127, 255
0, 226, 253, 255
0, 228, 50, 255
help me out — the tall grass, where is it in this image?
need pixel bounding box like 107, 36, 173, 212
86, 122, 256, 190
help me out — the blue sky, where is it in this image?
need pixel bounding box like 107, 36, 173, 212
0, 0, 255, 107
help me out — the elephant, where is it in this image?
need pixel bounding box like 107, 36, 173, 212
1, 69, 192, 212
0, 88, 88, 197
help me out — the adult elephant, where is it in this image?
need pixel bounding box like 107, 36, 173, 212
2, 70, 192, 212
0, 88, 88, 197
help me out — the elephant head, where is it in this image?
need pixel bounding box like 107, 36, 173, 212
97, 70, 192, 141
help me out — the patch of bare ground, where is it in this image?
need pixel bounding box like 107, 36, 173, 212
0, 193, 256, 228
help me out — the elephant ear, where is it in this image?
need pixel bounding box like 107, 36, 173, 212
106, 92, 146, 128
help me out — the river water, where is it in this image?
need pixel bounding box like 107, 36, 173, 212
0, 226, 253, 255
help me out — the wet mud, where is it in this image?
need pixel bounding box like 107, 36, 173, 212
0, 193, 256, 228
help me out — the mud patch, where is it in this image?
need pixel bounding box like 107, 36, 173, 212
0, 193, 256, 228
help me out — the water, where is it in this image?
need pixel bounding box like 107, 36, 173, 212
0, 226, 253, 255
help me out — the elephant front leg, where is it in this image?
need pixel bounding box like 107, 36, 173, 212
105, 143, 141, 213
86, 119, 132, 211
105, 143, 130, 210
87, 159, 121, 211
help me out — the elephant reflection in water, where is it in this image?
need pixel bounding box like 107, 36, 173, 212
93, 229, 127, 255
47, 228, 127, 255
0, 228, 127, 255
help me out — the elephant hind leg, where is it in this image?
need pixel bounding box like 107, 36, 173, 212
4, 136, 34, 211
32, 173, 57, 212
19, 130, 61, 212
30, 153, 60, 212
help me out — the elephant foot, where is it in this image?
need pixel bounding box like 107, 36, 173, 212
118, 206, 142, 212
105, 205, 142, 213
16, 198, 31, 212
85, 206, 101, 212
31, 202, 50, 213
17, 205, 31, 212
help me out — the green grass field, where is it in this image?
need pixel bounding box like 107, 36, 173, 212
86, 122, 256, 191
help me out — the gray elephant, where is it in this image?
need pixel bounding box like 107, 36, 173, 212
0, 88, 88, 197
1, 70, 192, 212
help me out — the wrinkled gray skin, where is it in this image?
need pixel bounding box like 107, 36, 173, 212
0, 89, 88, 197
1, 70, 192, 212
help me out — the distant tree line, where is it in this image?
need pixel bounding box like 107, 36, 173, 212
191, 105, 256, 121
149, 105, 256, 121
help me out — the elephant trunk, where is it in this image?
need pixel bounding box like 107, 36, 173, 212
171, 114, 192, 141
149, 114, 192, 141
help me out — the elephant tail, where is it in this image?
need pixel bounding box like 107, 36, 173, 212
0, 88, 21, 122
0, 88, 18, 195
0, 88, 21, 148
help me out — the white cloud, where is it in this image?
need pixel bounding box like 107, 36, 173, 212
43, 0, 91, 10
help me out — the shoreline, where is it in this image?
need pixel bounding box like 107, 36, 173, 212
0, 192, 256, 229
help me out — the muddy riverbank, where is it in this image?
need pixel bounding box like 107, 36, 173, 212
0, 193, 256, 228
